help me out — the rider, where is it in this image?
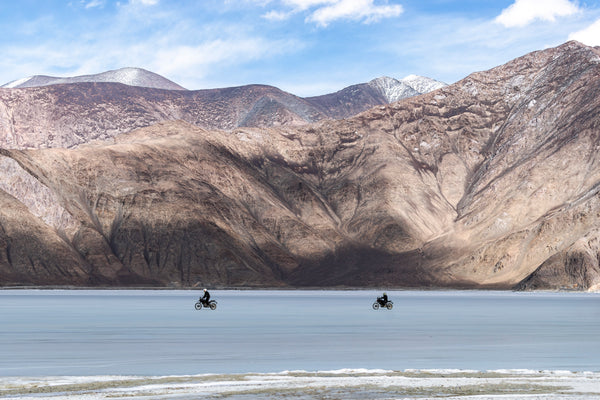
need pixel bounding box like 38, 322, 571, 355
377, 292, 388, 306
200, 288, 210, 305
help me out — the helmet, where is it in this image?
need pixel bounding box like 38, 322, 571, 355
203, 288, 207, 292
383, 292, 387, 295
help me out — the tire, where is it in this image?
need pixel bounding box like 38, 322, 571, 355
372, 302, 380, 310
386, 302, 393, 310
194, 302, 202, 310
209, 302, 217, 310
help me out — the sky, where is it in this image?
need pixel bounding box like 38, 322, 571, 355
1, 0, 600, 96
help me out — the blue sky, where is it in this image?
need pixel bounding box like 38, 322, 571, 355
1, 0, 600, 96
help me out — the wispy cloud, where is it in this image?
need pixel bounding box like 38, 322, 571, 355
308, 0, 403, 26
262, 0, 403, 26
263, 10, 293, 21
150, 36, 303, 81
495, 0, 580, 28
130, 0, 159, 5
85, 0, 105, 9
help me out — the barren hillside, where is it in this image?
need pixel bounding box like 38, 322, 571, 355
1, 41, 599, 290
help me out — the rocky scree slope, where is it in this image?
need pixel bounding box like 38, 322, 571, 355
1, 41, 600, 290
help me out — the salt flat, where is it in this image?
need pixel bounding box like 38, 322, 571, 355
2, 369, 600, 399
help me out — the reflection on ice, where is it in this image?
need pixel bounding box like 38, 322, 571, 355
2, 369, 600, 400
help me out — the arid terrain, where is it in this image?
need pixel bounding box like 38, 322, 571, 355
0, 41, 599, 290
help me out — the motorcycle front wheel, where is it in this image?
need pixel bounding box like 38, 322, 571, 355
372, 302, 380, 310
194, 302, 202, 310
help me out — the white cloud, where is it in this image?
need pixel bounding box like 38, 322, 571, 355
261, 0, 403, 25
569, 18, 600, 46
308, 0, 403, 26
495, 0, 579, 28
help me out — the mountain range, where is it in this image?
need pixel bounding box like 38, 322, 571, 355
0, 41, 599, 291
1, 67, 444, 99
0, 69, 445, 149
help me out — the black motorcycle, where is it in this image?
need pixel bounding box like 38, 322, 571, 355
372, 298, 393, 310
195, 299, 217, 310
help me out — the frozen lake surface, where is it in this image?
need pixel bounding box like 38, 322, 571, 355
1, 290, 599, 399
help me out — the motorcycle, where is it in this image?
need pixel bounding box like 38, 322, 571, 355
195, 299, 217, 310
372, 298, 393, 310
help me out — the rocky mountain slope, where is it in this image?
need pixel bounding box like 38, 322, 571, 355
1, 67, 187, 91
1, 41, 599, 290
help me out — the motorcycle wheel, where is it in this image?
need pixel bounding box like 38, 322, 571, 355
386, 302, 393, 310
209, 302, 217, 310
194, 302, 202, 310
372, 302, 380, 310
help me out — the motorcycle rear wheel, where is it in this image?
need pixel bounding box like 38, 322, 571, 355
386, 302, 393, 310
209, 302, 217, 310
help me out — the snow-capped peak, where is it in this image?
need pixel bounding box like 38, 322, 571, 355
368, 76, 418, 103
367, 75, 447, 103
401, 75, 446, 94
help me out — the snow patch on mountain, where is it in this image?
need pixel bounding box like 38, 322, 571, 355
89, 68, 187, 90
2, 77, 34, 89
1, 68, 186, 91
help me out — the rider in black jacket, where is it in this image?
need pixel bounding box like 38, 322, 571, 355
377, 292, 388, 306
201, 288, 210, 305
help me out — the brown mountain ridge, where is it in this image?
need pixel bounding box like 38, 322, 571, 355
1, 41, 600, 290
